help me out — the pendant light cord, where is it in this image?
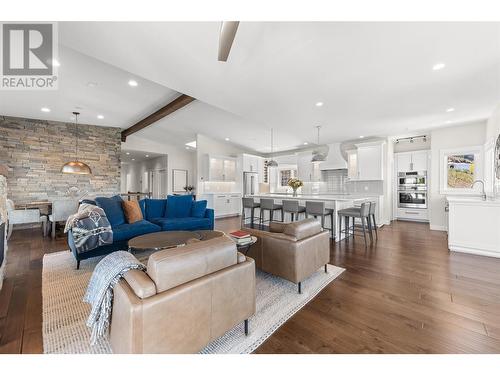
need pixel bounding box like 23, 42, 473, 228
73, 111, 80, 162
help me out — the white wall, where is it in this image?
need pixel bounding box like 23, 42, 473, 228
429, 121, 487, 230
122, 135, 196, 195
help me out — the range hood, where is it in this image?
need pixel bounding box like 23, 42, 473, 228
319, 143, 348, 170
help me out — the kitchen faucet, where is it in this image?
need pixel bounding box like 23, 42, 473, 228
471, 180, 486, 201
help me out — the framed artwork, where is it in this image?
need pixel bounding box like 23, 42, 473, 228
172, 169, 188, 193
440, 146, 483, 194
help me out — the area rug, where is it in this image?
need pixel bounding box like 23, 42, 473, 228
42, 250, 344, 354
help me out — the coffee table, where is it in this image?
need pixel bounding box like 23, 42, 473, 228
128, 231, 202, 252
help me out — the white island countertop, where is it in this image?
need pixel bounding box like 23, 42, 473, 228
446, 196, 500, 206
249, 193, 381, 202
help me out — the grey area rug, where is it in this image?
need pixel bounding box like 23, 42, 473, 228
42, 250, 344, 354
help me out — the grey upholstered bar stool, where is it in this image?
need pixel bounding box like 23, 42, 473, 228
305, 201, 334, 239
241, 197, 260, 228
259, 198, 283, 227
338, 202, 371, 248
368, 201, 378, 239
282, 200, 306, 222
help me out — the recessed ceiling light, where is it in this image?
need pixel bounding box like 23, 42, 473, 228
145, 155, 149, 158
315, 102, 324, 107
97, 115, 104, 119
359, 135, 365, 138
87, 82, 98, 88
128, 79, 138, 87
445, 120, 452, 124
446, 107, 455, 112
303, 142, 308, 145
185, 146, 190, 150
41, 107, 50, 112
224, 137, 230, 141
432, 63, 446, 71
126, 152, 130, 155
131, 158, 135, 161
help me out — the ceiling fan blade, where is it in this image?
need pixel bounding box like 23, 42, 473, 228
218, 21, 239, 62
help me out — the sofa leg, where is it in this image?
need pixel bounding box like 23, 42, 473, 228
298, 282, 302, 294
76, 260, 80, 270
325, 264, 328, 273
244, 319, 249, 336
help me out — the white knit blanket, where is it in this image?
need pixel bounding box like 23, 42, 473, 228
83, 251, 145, 345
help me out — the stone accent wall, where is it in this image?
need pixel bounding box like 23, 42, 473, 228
0, 115, 121, 204
0, 174, 7, 290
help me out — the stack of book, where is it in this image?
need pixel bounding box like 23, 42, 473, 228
229, 230, 253, 246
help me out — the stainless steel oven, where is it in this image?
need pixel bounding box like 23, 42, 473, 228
398, 171, 427, 190
398, 171, 427, 208
398, 190, 427, 208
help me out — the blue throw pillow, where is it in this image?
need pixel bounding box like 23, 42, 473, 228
144, 199, 167, 219
95, 195, 126, 227
165, 195, 193, 218
191, 200, 207, 218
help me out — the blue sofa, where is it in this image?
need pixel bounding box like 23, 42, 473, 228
67, 195, 214, 269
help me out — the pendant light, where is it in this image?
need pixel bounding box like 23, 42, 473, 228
267, 128, 278, 167
61, 112, 92, 175
311, 125, 327, 163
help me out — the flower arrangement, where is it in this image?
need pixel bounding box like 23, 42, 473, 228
183, 185, 195, 194
287, 178, 303, 196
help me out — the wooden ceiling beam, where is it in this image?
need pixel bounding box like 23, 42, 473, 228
121, 94, 195, 142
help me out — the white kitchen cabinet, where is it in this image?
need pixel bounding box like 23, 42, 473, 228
207, 155, 237, 181
242, 154, 260, 173
396, 150, 428, 172
349, 141, 384, 181
346, 150, 358, 179
297, 152, 313, 181
213, 193, 241, 217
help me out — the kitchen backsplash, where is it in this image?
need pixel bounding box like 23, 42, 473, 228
321, 169, 383, 195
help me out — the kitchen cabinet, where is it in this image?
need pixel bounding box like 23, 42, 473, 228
396, 150, 428, 172
348, 141, 385, 180
242, 154, 261, 173
207, 155, 237, 181
212, 193, 241, 217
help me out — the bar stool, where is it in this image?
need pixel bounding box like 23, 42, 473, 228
241, 197, 260, 228
338, 202, 371, 248
368, 201, 378, 239
259, 198, 283, 227
282, 200, 306, 222
305, 201, 334, 239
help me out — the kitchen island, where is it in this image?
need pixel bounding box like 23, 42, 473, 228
248, 193, 383, 242
447, 196, 500, 258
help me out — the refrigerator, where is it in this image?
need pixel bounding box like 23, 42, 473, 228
243, 172, 259, 196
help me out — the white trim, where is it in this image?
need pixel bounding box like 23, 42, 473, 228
430, 224, 447, 231
449, 245, 500, 259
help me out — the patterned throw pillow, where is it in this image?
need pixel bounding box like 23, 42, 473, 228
121, 200, 144, 224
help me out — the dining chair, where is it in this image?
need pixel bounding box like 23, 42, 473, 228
48, 200, 79, 239
6, 199, 47, 239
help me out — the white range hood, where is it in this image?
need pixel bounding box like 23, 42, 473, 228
319, 143, 348, 170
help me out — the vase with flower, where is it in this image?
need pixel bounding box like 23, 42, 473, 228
287, 178, 303, 197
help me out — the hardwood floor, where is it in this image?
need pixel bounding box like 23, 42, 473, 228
1, 219, 500, 353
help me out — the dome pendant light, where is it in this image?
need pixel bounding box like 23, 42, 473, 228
61, 112, 92, 175
311, 125, 327, 163
267, 128, 278, 167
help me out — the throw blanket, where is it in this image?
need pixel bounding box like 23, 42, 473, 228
65, 203, 113, 254
84, 251, 145, 345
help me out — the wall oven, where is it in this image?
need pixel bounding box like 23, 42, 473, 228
398, 171, 427, 190
398, 171, 427, 209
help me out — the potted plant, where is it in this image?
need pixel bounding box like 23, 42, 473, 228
287, 178, 303, 197
183, 185, 195, 195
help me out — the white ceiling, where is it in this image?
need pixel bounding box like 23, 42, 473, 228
0, 45, 179, 128
2, 22, 499, 153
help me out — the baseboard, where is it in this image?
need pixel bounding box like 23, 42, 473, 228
449, 245, 500, 259
430, 225, 447, 231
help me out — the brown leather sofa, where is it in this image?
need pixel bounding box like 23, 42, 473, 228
109, 235, 256, 353
245, 218, 330, 293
